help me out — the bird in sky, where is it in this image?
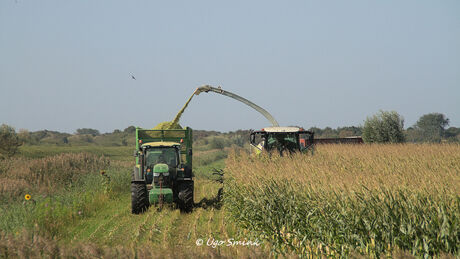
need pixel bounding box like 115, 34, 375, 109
131, 74, 136, 80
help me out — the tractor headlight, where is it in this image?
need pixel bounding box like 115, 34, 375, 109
153, 172, 170, 187
153, 164, 170, 187
153, 172, 169, 177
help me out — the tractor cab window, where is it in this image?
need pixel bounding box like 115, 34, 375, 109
145, 147, 179, 168
267, 133, 298, 152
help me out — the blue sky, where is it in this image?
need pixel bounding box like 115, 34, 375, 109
1, 0, 459, 133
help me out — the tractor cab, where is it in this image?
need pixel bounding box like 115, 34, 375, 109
250, 127, 314, 155
141, 142, 181, 186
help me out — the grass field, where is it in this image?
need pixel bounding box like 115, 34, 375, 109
1, 144, 459, 258
0, 145, 268, 258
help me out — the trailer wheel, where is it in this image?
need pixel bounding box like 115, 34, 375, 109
131, 182, 149, 214
177, 181, 194, 213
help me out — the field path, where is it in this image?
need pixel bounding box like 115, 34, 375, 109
60, 178, 267, 258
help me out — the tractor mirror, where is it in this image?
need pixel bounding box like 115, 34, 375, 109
133, 150, 138, 157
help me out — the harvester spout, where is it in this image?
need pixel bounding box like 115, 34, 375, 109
195, 85, 280, 127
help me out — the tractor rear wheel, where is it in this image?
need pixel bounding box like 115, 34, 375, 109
131, 182, 149, 214
177, 181, 194, 213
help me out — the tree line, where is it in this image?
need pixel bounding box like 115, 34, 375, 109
360, 111, 458, 143
1, 111, 458, 158
307, 112, 459, 144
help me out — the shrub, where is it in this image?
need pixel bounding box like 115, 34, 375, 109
362, 111, 405, 143
75, 128, 100, 136
209, 137, 226, 150
0, 124, 21, 158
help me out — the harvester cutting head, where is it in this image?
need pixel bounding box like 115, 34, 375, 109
250, 126, 314, 156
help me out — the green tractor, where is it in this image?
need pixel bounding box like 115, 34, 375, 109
131, 127, 194, 214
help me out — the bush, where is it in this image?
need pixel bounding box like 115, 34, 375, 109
209, 137, 226, 150
362, 111, 405, 143
75, 128, 100, 136
123, 126, 136, 134
0, 124, 21, 158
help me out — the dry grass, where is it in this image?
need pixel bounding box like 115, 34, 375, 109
0, 229, 268, 259
0, 153, 110, 199
0, 153, 116, 237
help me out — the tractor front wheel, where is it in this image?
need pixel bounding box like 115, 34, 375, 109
177, 181, 194, 213
131, 182, 149, 214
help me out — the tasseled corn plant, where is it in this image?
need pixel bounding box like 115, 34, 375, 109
224, 144, 460, 258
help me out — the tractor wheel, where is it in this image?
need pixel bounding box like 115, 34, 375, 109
131, 182, 149, 214
177, 181, 194, 213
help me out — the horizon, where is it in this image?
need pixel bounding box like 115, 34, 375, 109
6, 113, 457, 135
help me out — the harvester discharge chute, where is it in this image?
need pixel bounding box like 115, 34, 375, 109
195, 85, 279, 127
194, 85, 314, 155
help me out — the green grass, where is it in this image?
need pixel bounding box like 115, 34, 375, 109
1, 144, 271, 258
194, 158, 226, 180
0, 165, 130, 235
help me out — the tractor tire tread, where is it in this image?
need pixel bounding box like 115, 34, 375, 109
131, 182, 149, 214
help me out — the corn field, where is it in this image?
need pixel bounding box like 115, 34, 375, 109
224, 144, 460, 258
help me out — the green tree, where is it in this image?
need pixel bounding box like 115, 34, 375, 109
338, 130, 354, 138
308, 127, 323, 137
444, 127, 460, 142
338, 126, 362, 136
321, 127, 338, 138
362, 111, 405, 143
413, 113, 449, 142
75, 128, 100, 136
0, 124, 22, 158
17, 128, 32, 144
78, 134, 94, 143
405, 127, 422, 143
124, 126, 136, 134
